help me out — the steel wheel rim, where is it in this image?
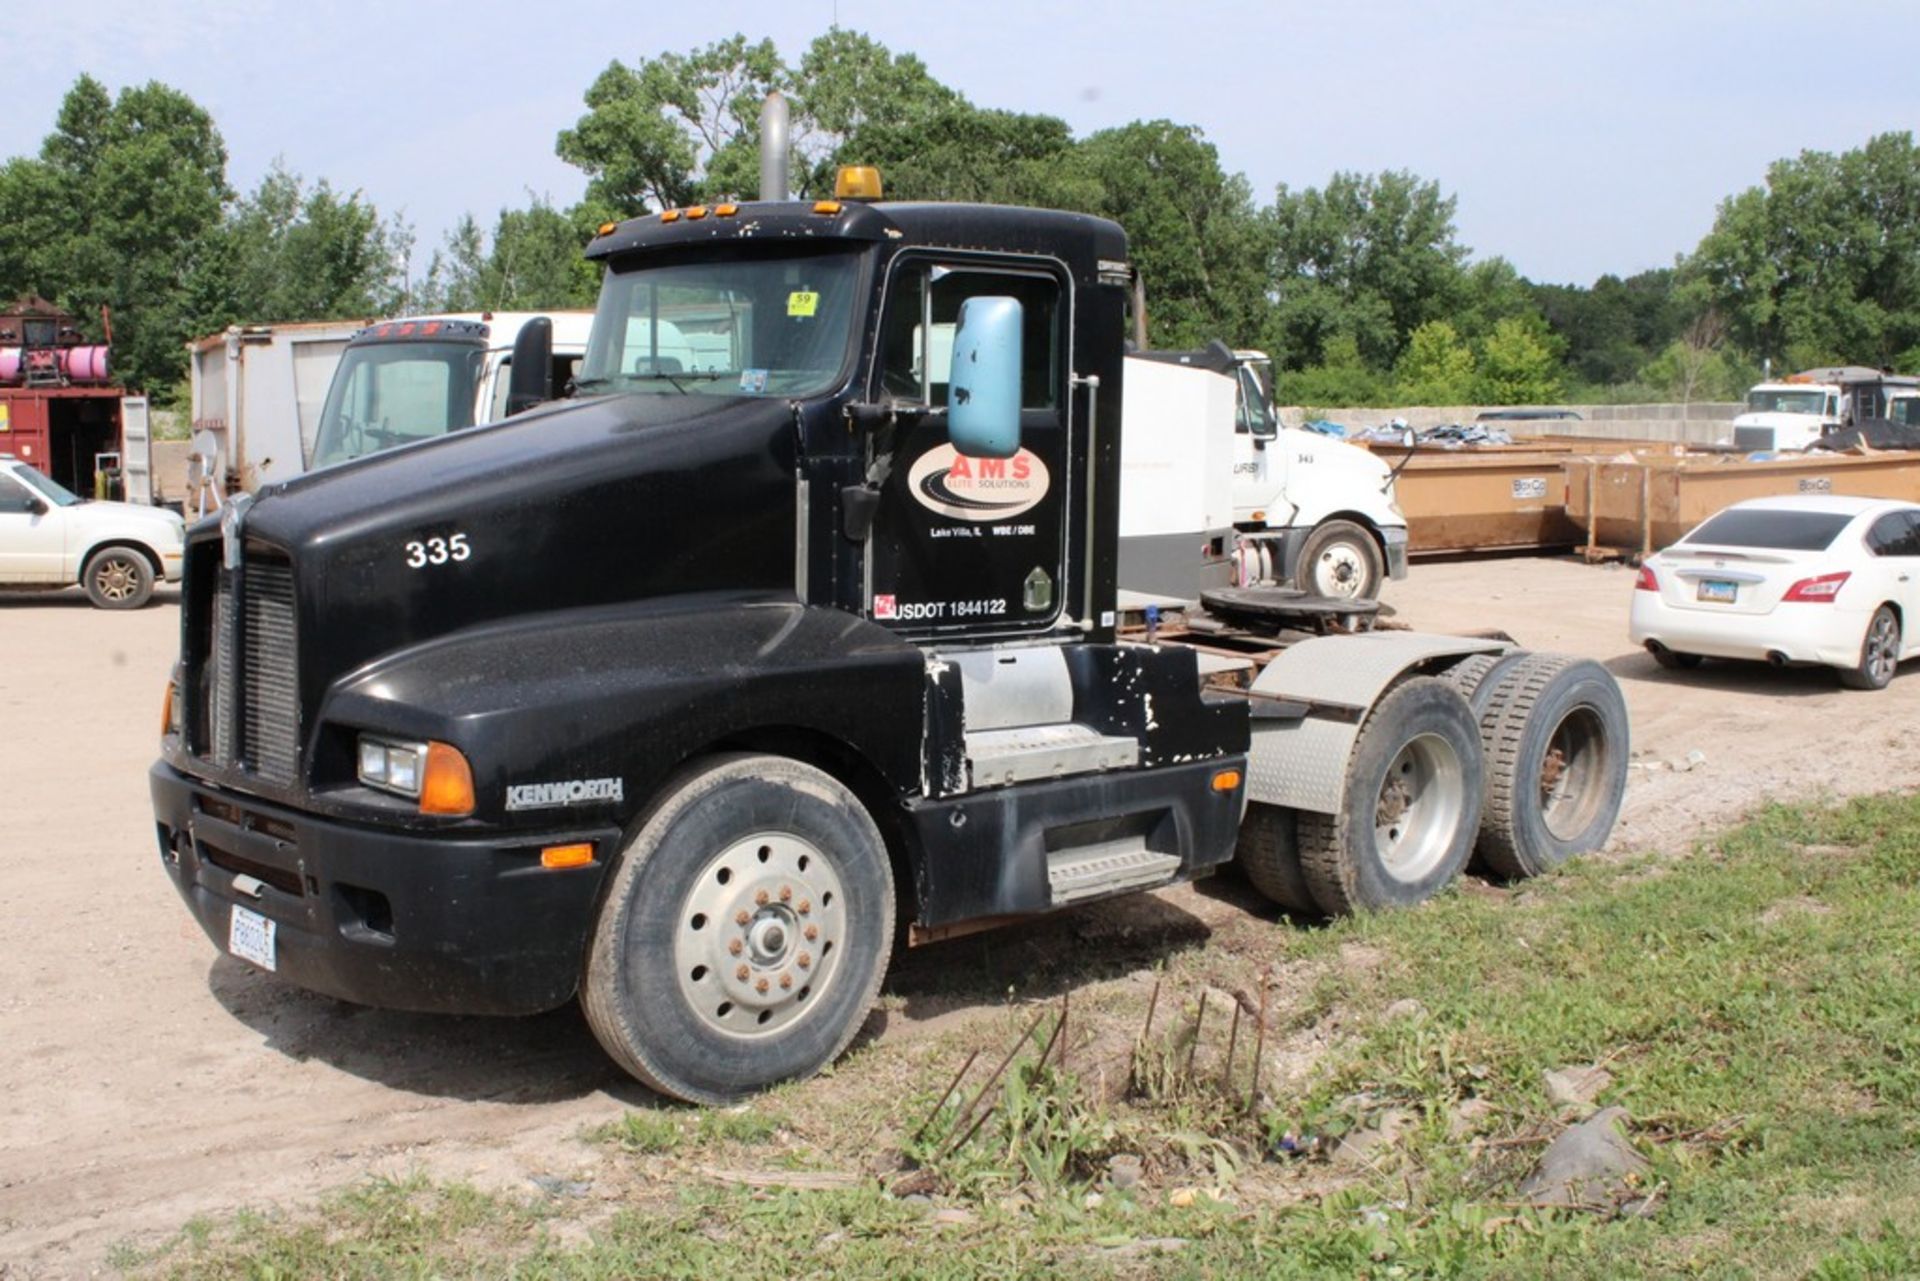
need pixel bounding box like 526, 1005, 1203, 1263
1867, 614, 1899, 684
1373, 731, 1464, 882
673, 831, 847, 1038
94, 556, 139, 602
1539, 706, 1604, 841
1313, 543, 1367, 599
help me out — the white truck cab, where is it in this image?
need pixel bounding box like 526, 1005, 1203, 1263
1732, 367, 1915, 452
1122, 344, 1407, 601
308, 312, 593, 471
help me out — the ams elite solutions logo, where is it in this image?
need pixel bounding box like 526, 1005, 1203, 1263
905, 444, 1050, 522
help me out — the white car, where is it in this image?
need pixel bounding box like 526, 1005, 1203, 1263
0, 455, 185, 608
1629, 494, 1920, 690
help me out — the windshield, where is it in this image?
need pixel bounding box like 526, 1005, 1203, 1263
1746, 389, 1829, 415
577, 246, 863, 399
1683, 508, 1854, 551
310, 341, 486, 468
12, 465, 81, 506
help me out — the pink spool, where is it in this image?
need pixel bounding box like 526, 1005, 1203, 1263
0, 348, 19, 383
59, 345, 111, 382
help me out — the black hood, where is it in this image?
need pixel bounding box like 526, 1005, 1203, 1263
240, 391, 801, 712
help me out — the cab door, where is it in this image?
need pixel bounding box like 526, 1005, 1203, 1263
864, 257, 1072, 641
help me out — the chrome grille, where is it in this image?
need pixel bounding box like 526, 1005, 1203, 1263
242, 558, 299, 785
205, 555, 299, 785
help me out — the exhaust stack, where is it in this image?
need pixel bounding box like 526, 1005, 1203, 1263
760, 91, 790, 202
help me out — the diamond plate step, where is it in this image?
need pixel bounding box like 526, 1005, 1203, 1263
964, 722, 1139, 791
1047, 840, 1182, 906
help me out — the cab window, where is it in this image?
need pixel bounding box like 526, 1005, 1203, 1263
877, 263, 1061, 409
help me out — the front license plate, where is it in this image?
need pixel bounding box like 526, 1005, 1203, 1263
1697, 579, 1737, 604
229, 904, 277, 971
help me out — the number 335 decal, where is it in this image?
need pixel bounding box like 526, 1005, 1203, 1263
404, 533, 471, 568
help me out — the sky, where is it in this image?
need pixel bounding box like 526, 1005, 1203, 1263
7, 0, 1918, 287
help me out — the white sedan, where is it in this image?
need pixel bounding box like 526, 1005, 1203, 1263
1629, 494, 1920, 690
0, 456, 185, 608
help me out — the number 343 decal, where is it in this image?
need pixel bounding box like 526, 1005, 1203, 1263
404, 533, 472, 568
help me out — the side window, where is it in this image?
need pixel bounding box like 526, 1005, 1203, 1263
0, 477, 37, 514
1866, 512, 1920, 557
877, 264, 1060, 410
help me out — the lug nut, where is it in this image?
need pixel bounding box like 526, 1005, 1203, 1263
780, 885, 792, 902
728, 939, 743, 956
735, 910, 751, 926
797, 899, 811, 915
755, 977, 770, 994
735, 964, 750, 982
755, 890, 770, 906
797, 951, 812, 969
779, 973, 793, 990
803, 925, 818, 942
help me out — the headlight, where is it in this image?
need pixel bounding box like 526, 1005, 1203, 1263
357, 733, 475, 816
358, 734, 428, 798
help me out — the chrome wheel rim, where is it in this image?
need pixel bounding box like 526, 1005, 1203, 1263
1866, 613, 1900, 685
673, 832, 847, 1038
94, 556, 139, 602
1373, 731, 1465, 882
1312, 542, 1368, 599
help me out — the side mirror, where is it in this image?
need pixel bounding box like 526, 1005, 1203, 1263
27, 496, 48, 516
506, 317, 554, 416
947, 296, 1022, 459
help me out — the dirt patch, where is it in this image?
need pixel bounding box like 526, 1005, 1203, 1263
6, 553, 1920, 1274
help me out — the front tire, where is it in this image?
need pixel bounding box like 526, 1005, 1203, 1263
1838, 606, 1900, 691
582, 754, 896, 1104
1295, 519, 1384, 601
82, 546, 154, 609
1297, 677, 1483, 915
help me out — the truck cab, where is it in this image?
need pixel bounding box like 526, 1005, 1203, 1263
1732, 367, 1912, 452
307, 311, 591, 469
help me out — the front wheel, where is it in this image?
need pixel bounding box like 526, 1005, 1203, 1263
1297, 677, 1484, 915
1838, 606, 1900, 691
1295, 519, 1384, 601
581, 754, 896, 1104
82, 546, 154, 609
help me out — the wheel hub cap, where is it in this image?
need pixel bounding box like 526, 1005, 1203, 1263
674, 832, 845, 1037
1374, 731, 1464, 882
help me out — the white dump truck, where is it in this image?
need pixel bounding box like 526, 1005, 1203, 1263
1732, 367, 1919, 452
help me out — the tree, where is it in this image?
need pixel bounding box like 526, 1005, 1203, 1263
1268, 170, 1469, 369
1690, 132, 1920, 368
1394, 321, 1476, 404
1475, 316, 1563, 404
1533, 268, 1687, 388
1283, 334, 1388, 408
0, 75, 230, 392
202, 162, 407, 326
1077, 121, 1273, 349
422, 199, 604, 312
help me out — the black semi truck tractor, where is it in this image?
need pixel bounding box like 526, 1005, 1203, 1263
152, 171, 1629, 1103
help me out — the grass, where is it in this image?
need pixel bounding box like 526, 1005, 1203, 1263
119, 793, 1920, 1279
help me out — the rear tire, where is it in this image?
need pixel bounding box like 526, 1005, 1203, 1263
1475, 654, 1630, 879
1439, 650, 1527, 717
581, 753, 895, 1104
1297, 677, 1483, 915
1837, 606, 1900, 690
82, 546, 154, 609
1236, 803, 1315, 915
1295, 519, 1384, 601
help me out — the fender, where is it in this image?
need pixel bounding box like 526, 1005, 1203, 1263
315, 592, 929, 830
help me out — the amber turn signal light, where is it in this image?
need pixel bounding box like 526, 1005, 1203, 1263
540, 843, 596, 870
418, 742, 475, 817
1211, 768, 1242, 793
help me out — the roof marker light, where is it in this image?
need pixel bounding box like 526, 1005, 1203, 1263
686, 205, 708, 220
597, 221, 618, 236
715, 203, 738, 217
813, 200, 842, 215
661, 209, 681, 223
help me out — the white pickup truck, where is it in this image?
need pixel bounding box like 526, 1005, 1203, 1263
0, 454, 184, 607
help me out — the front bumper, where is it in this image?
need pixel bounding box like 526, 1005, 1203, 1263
151, 762, 618, 1016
